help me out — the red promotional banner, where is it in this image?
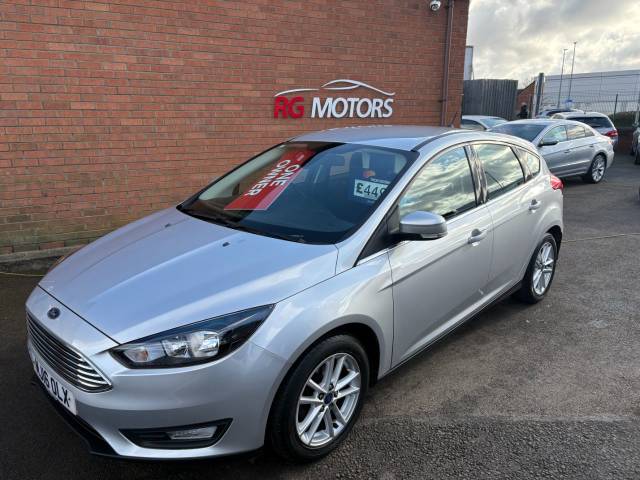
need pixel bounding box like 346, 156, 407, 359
224, 149, 315, 211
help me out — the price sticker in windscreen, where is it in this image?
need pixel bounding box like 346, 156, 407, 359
353, 178, 388, 201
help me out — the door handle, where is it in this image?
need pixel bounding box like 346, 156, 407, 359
529, 199, 542, 211
468, 228, 487, 244
564, 150, 571, 154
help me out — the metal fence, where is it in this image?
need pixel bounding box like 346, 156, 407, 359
462, 79, 518, 120
536, 70, 640, 125
538, 92, 639, 124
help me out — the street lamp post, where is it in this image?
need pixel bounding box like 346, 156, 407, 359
567, 41, 577, 106
557, 48, 568, 108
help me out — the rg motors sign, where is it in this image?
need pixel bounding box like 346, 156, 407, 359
273, 79, 395, 119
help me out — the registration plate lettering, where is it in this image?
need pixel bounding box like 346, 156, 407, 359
33, 356, 77, 415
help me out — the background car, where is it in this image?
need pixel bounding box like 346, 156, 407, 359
461, 115, 508, 131
552, 111, 618, 147
536, 108, 583, 118
490, 119, 614, 183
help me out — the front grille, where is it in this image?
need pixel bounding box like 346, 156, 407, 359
27, 313, 111, 392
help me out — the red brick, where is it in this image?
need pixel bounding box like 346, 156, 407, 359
0, 0, 469, 254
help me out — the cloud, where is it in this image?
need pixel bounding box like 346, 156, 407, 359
467, 0, 640, 86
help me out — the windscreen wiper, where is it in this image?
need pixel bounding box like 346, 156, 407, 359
178, 206, 306, 244
178, 206, 238, 228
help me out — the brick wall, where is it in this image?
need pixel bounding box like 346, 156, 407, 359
0, 0, 469, 256
517, 80, 535, 118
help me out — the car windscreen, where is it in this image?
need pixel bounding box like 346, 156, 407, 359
482, 118, 507, 128
179, 142, 415, 244
489, 123, 546, 142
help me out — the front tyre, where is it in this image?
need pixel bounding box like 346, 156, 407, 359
583, 154, 607, 183
515, 233, 558, 304
268, 335, 369, 462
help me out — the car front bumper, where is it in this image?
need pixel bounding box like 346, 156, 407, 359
26, 287, 288, 459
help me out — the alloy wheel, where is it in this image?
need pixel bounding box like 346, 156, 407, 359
591, 157, 605, 182
296, 353, 361, 448
532, 241, 555, 296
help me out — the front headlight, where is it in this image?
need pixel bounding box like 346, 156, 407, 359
110, 305, 273, 368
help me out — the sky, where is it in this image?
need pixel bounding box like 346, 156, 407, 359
466, 0, 640, 86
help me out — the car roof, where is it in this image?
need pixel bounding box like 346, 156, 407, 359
498, 119, 594, 128
554, 111, 607, 118
497, 119, 558, 126
291, 125, 458, 151
291, 125, 538, 152
462, 115, 505, 120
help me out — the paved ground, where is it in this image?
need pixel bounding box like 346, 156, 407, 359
2, 155, 640, 479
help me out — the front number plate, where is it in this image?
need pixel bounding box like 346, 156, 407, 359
32, 354, 77, 415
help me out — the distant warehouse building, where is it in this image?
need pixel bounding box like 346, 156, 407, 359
539, 69, 640, 116
0, 0, 470, 260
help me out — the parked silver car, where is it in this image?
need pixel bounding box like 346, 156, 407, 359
631, 125, 639, 164
536, 108, 582, 118
461, 115, 508, 131
490, 119, 614, 183
551, 111, 618, 147
27, 126, 563, 462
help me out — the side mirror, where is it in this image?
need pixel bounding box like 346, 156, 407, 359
399, 211, 447, 240
539, 139, 558, 147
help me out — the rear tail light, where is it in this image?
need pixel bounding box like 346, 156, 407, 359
550, 175, 563, 190
604, 129, 618, 138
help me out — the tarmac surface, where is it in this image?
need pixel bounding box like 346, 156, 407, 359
2, 154, 639, 479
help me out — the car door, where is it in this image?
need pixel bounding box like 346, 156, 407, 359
389, 146, 493, 365
566, 124, 596, 174
538, 125, 570, 175
472, 142, 538, 293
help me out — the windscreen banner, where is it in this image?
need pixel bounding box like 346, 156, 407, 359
224, 149, 315, 211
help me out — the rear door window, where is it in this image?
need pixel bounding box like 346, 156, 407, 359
566, 124, 586, 140
542, 126, 568, 143
474, 143, 525, 200
518, 148, 541, 177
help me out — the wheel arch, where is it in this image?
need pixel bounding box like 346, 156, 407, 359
547, 224, 562, 253
276, 322, 382, 391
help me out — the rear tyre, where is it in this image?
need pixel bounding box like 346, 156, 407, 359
268, 335, 369, 462
582, 154, 606, 183
515, 233, 558, 304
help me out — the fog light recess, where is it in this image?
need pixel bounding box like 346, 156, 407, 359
121, 419, 231, 449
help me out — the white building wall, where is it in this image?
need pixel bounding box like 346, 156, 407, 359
464, 46, 474, 81
540, 69, 640, 115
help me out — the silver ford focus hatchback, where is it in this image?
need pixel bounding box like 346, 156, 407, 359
27, 126, 563, 461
